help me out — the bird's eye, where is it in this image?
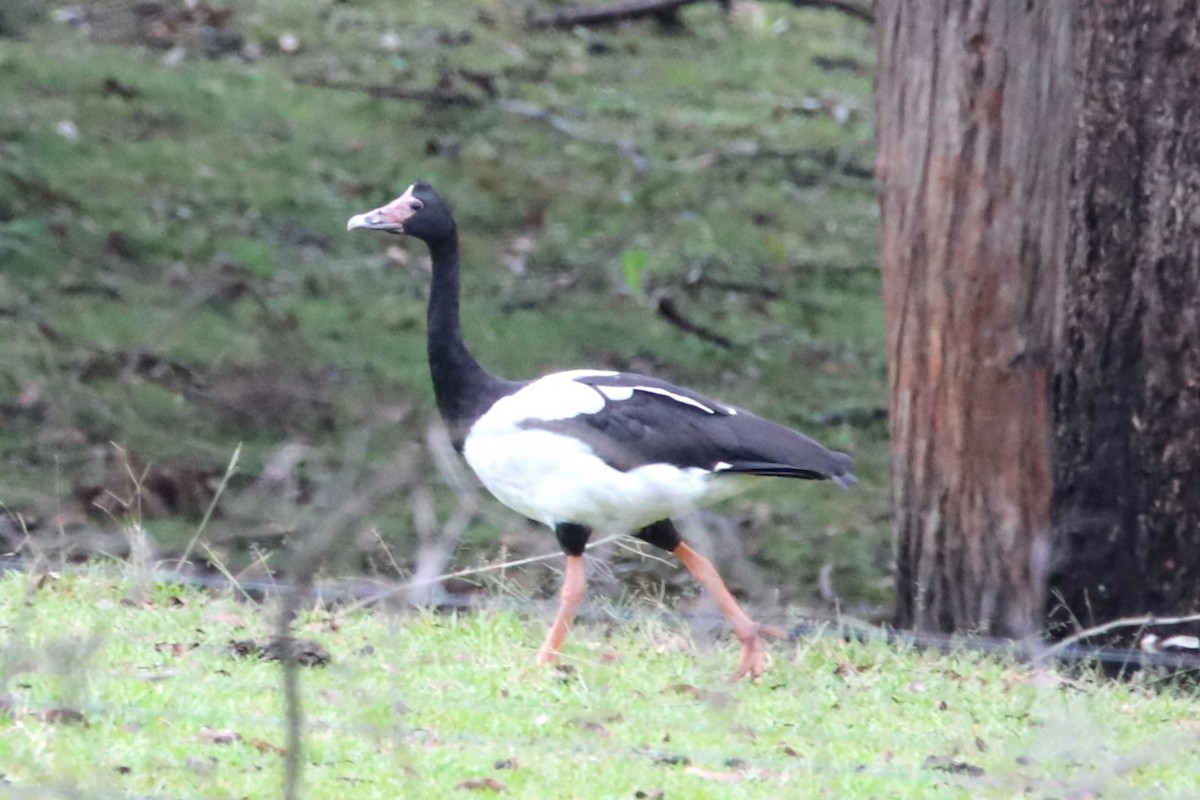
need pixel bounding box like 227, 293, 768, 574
411, 200, 425, 211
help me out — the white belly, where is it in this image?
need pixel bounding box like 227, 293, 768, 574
461, 374, 744, 530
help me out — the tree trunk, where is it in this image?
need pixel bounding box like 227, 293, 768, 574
875, 3, 1073, 636
1049, 3, 1200, 634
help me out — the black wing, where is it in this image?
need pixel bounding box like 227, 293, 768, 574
520, 373, 856, 487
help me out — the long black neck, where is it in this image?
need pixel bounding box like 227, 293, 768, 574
425, 231, 515, 445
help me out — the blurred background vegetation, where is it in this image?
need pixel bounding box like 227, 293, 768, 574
0, 0, 887, 612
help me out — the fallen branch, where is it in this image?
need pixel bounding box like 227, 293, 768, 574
292, 75, 480, 107
700, 144, 874, 180
527, 0, 704, 29
1036, 610, 1200, 664
497, 99, 648, 173
789, 0, 873, 24
655, 295, 736, 349
526, 0, 872, 30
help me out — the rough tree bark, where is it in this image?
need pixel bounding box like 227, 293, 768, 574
1049, 3, 1200, 633
874, 3, 1073, 636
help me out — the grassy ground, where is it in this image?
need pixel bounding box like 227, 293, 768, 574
0, 1, 888, 605
2, 571, 1199, 799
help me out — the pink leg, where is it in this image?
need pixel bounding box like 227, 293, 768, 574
674, 543, 784, 681
536, 555, 587, 664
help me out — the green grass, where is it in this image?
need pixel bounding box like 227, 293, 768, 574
2, 571, 1199, 799
0, 0, 888, 605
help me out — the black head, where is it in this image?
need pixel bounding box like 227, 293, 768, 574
346, 181, 455, 243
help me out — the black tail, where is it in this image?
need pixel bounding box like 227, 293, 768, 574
724, 459, 857, 488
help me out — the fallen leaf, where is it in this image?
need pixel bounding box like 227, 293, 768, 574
499, 234, 537, 275
380, 31, 401, 51
455, 777, 506, 792
229, 637, 331, 666
249, 738, 286, 755
922, 754, 985, 777
55, 120, 80, 142
599, 649, 622, 664
199, 727, 241, 745
653, 634, 692, 654
572, 718, 612, 737
550, 664, 577, 682
665, 683, 706, 699
493, 758, 521, 770
653, 753, 691, 767
28, 571, 60, 591
154, 641, 190, 657
1019, 669, 1070, 690
186, 756, 217, 775
31, 708, 86, 725
101, 77, 139, 99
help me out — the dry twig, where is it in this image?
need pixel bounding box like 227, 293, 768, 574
406, 422, 480, 605
278, 459, 415, 800
1036, 610, 1200, 664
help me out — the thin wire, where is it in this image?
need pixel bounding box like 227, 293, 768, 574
333, 532, 625, 615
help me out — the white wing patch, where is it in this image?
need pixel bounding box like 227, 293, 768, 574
629, 385, 717, 414
487, 372, 611, 424
549, 368, 620, 380
588, 380, 721, 414
597, 385, 635, 402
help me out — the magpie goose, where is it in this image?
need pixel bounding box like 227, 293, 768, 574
348, 182, 855, 680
